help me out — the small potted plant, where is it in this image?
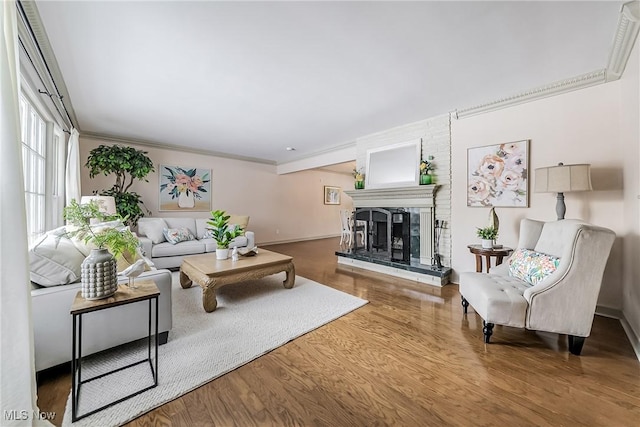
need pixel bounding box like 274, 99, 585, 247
419, 158, 434, 185
206, 209, 245, 260
352, 167, 365, 189
64, 199, 140, 299
476, 226, 498, 249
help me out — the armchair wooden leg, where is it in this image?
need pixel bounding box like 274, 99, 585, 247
568, 335, 586, 355
483, 321, 494, 343
461, 296, 469, 314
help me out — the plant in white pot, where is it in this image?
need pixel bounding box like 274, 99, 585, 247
476, 226, 498, 249
64, 199, 140, 299
206, 209, 245, 260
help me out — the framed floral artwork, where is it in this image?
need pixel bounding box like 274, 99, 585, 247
159, 165, 211, 211
324, 186, 341, 205
467, 140, 529, 207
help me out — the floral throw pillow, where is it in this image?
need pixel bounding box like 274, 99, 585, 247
162, 227, 195, 245
508, 248, 560, 286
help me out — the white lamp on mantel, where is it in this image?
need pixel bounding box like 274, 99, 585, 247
534, 163, 592, 220
80, 195, 117, 216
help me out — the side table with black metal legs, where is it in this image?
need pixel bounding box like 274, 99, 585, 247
70, 279, 160, 422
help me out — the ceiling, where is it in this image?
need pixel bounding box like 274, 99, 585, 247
33, 1, 623, 164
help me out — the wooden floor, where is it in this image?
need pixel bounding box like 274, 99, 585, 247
37, 237, 640, 426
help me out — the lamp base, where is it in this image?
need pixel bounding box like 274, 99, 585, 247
556, 192, 566, 220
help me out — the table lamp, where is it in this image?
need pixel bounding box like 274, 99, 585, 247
534, 163, 592, 220
80, 195, 117, 216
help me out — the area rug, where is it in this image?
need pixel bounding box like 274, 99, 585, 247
62, 272, 367, 426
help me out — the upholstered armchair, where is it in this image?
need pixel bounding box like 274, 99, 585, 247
459, 219, 615, 355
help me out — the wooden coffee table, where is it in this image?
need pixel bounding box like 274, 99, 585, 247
179, 249, 295, 312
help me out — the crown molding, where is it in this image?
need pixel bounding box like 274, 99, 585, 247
606, 1, 640, 82
456, 1, 640, 119
17, 0, 79, 129
454, 69, 607, 119
81, 132, 277, 166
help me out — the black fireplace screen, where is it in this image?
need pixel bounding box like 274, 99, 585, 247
354, 207, 410, 263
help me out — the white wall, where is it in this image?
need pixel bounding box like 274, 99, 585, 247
620, 39, 640, 339
79, 137, 354, 245
451, 81, 627, 309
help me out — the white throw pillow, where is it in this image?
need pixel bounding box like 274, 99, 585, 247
29, 227, 85, 287
138, 218, 168, 244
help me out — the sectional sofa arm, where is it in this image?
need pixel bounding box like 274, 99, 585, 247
138, 235, 153, 258
245, 231, 255, 249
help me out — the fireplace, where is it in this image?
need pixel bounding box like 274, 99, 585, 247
338, 185, 450, 286
354, 208, 410, 263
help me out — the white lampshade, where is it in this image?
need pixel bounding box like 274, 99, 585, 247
534, 163, 592, 193
80, 195, 117, 216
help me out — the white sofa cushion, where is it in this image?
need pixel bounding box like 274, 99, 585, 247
152, 240, 205, 257
138, 218, 168, 244
29, 227, 85, 287
459, 272, 529, 328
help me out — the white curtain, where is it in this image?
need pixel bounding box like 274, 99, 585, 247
65, 127, 81, 205
1, 1, 51, 425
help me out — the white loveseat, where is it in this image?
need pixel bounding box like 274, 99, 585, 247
137, 217, 255, 269
459, 218, 615, 355
29, 227, 173, 372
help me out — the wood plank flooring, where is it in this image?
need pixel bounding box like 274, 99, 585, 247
36, 237, 640, 426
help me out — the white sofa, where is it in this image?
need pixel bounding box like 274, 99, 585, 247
28, 226, 173, 372
137, 217, 255, 269
31, 269, 173, 372
459, 218, 615, 355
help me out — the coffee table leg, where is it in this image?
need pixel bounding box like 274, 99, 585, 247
283, 262, 296, 289
202, 286, 218, 312
180, 270, 193, 289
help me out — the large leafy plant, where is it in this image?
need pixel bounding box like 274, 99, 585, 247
63, 199, 139, 258
85, 144, 154, 227
206, 210, 244, 249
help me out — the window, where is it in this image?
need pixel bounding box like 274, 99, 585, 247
19, 94, 65, 245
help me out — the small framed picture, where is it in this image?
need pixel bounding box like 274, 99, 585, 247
324, 186, 341, 205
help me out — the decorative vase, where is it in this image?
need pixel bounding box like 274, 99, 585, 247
489, 207, 499, 233
178, 191, 195, 208
81, 248, 118, 300
216, 248, 229, 260
355, 180, 365, 190
481, 239, 493, 249
420, 174, 432, 185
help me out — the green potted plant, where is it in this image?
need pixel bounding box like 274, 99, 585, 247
85, 144, 154, 227
419, 158, 434, 185
476, 226, 498, 249
64, 199, 141, 299
352, 167, 365, 189
206, 209, 245, 260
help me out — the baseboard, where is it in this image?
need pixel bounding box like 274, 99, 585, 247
595, 305, 640, 361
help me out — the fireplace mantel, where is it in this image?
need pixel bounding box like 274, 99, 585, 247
344, 185, 438, 208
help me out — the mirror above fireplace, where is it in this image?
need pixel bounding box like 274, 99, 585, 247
365, 139, 421, 189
